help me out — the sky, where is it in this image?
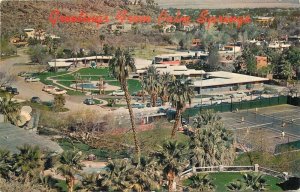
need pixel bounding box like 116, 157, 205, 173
156, 0, 300, 9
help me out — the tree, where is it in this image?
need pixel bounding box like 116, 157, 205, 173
13, 145, 42, 183
99, 159, 134, 191
188, 174, 215, 192
0, 93, 21, 125
109, 48, 140, 159
99, 34, 105, 53
280, 59, 293, 81
52, 94, 66, 112
189, 110, 235, 167
154, 141, 188, 192
73, 73, 81, 91
168, 76, 194, 138
227, 173, 268, 191
58, 150, 84, 192
207, 45, 220, 71
159, 72, 174, 106
144, 66, 161, 107
0, 149, 12, 180
28, 44, 52, 65
192, 109, 221, 127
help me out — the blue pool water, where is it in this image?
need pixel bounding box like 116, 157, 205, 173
79, 83, 97, 89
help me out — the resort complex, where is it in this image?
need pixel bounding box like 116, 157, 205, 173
0, 0, 300, 191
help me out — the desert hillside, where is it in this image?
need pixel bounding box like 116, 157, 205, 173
0, 0, 159, 38
157, 0, 300, 8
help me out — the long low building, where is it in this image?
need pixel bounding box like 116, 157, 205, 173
193, 71, 269, 94
48, 55, 113, 71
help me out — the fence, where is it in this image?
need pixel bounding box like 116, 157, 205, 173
179, 164, 288, 180
181, 96, 297, 118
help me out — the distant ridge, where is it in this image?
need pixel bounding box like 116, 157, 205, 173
156, 0, 300, 9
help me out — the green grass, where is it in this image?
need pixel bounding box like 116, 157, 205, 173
183, 172, 283, 192
57, 138, 131, 160
128, 79, 142, 94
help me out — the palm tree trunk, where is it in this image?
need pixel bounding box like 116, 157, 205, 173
171, 109, 181, 138
167, 170, 175, 192
67, 177, 75, 192
121, 82, 141, 159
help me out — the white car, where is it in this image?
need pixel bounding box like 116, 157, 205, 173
109, 90, 125, 96
25, 77, 40, 82
42, 85, 57, 92
231, 92, 247, 98
51, 88, 67, 95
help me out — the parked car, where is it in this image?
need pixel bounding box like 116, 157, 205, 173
25, 77, 40, 82
251, 90, 263, 96
5, 86, 13, 93
83, 98, 95, 105
31, 97, 41, 103
212, 94, 229, 100
157, 107, 167, 113
131, 103, 145, 109
19, 72, 33, 77
193, 103, 210, 108
42, 85, 57, 92
132, 91, 149, 97
146, 100, 162, 107
11, 88, 19, 95
231, 92, 246, 98
109, 90, 125, 96
51, 88, 67, 95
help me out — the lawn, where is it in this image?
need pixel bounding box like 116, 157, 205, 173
183, 172, 283, 192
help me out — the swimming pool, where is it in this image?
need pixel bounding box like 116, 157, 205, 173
78, 83, 98, 89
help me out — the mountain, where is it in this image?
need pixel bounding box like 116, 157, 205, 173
156, 0, 300, 9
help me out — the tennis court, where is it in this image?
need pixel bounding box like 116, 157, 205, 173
220, 105, 300, 152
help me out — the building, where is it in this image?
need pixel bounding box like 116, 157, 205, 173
108, 23, 132, 33
255, 17, 274, 26
256, 56, 268, 69
162, 24, 176, 33
48, 55, 112, 71
24, 28, 35, 38
193, 71, 268, 94
268, 41, 291, 50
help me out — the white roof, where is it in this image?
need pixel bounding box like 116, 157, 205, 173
193, 71, 268, 87
54, 55, 112, 62
48, 61, 73, 67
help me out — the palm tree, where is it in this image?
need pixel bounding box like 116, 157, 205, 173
57, 150, 84, 192
159, 72, 174, 106
81, 173, 99, 191
190, 110, 235, 167
188, 174, 215, 192
13, 144, 42, 183
168, 75, 194, 138
0, 93, 21, 125
227, 173, 268, 192
73, 73, 81, 91
109, 48, 140, 158
192, 109, 221, 128
243, 173, 268, 191
129, 156, 162, 191
144, 66, 161, 107
0, 148, 12, 180
227, 180, 247, 192
154, 141, 188, 192
99, 159, 133, 191
99, 34, 105, 53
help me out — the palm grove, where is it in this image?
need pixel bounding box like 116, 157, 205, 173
0, 49, 272, 191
